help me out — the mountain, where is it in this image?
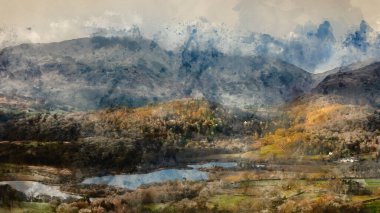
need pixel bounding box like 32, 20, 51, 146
0, 36, 313, 111
312, 62, 380, 107
1, 20, 380, 74
312, 58, 380, 87
0, 37, 182, 110
255, 60, 380, 163
344, 20, 374, 52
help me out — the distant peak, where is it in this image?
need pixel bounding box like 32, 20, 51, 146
316, 20, 335, 41
359, 20, 373, 34
343, 20, 374, 51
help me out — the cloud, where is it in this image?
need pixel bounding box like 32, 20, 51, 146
0, 0, 238, 44
351, 0, 380, 32
0, 0, 378, 46
234, 0, 364, 38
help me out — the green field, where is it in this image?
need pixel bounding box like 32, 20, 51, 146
366, 179, 380, 188
0, 202, 53, 213
363, 200, 380, 213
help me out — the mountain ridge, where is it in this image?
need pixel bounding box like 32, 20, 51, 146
312, 61, 380, 107
0, 36, 313, 111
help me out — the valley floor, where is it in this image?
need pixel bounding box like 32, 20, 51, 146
2, 146, 380, 212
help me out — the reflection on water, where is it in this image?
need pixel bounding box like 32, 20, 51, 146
82, 169, 208, 190
82, 162, 238, 190
187, 162, 238, 169
0, 181, 81, 200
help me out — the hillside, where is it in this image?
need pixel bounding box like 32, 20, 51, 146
313, 62, 380, 107
312, 58, 380, 87
253, 61, 380, 160
0, 36, 312, 111
0, 99, 260, 173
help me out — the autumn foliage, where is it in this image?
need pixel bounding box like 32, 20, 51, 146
256, 95, 379, 158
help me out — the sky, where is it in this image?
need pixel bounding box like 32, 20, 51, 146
0, 0, 380, 46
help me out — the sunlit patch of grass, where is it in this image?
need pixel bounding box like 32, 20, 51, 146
351, 195, 379, 202
363, 200, 380, 213
238, 180, 280, 187
0, 202, 53, 213
206, 194, 251, 211
259, 144, 285, 157
312, 180, 328, 187
306, 172, 330, 180
143, 203, 172, 213
365, 179, 380, 188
